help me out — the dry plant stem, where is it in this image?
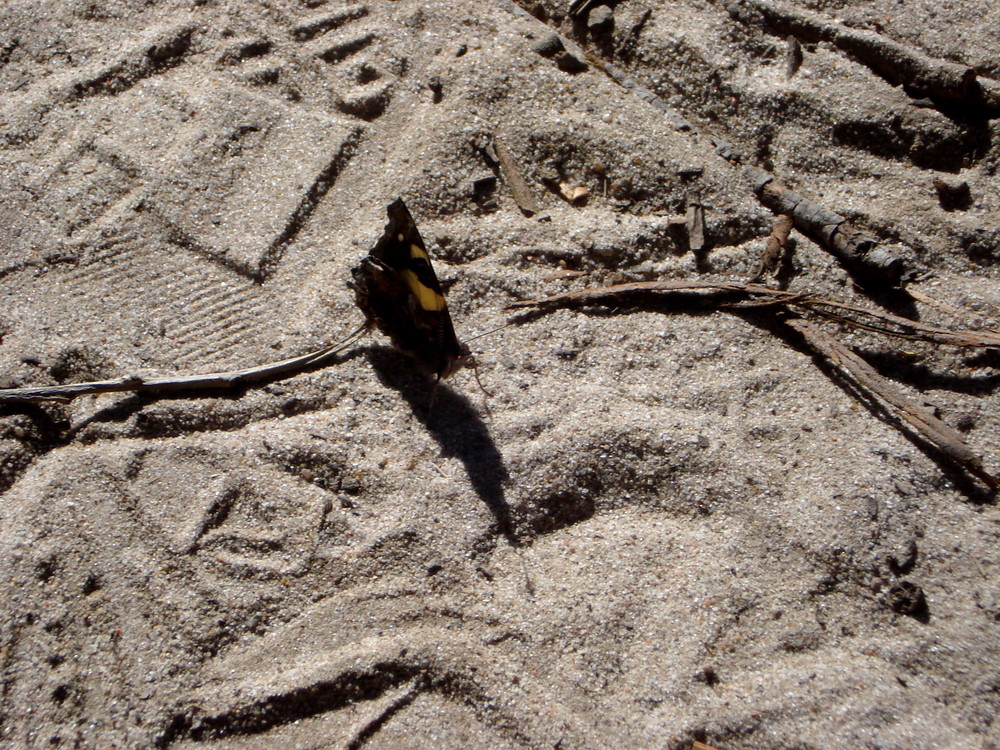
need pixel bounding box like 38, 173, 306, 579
511, 280, 1000, 350
0, 324, 367, 405
786, 318, 996, 489
745, 167, 906, 283
512, 283, 996, 487
492, 135, 539, 216
749, 212, 793, 282
344, 680, 422, 750
906, 287, 988, 327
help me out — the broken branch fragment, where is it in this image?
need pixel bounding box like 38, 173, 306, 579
547, 181, 589, 205
746, 167, 907, 284
749, 212, 793, 282
510, 280, 1000, 350
686, 203, 706, 253
730, 0, 986, 108
787, 318, 996, 489
785, 35, 803, 78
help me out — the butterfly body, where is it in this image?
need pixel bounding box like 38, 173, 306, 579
352, 199, 470, 379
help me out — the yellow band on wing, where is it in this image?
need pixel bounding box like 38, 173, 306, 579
402, 269, 447, 311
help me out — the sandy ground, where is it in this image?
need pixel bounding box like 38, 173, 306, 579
2, 0, 999, 748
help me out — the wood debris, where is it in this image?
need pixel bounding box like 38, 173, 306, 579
746, 167, 907, 284
749, 212, 793, 283
492, 135, 540, 216
787, 318, 996, 489
511, 280, 998, 488
686, 202, 706, 253
511, 280, 1000, 349
785, 35, 803, 77
552, 181, 589, 205
0, 326, 366, 405
729, 0, 989, 109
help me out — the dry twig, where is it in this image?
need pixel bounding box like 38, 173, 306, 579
511, 280, 998, 488
787, 318, 996, 489
729, 0, 992, 108
511, 280, 1000, 350
749, 212, 793, 283
0, 324, 366, 405
745, 167, 907, 284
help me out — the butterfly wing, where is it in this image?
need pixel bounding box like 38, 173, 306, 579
352, 199, 468, 378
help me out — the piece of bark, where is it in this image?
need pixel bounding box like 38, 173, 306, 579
746, 167, 907, 284
749, 212, 792, 282
786, 318, 996, 488
785, 35, 803, 78
686, 203, 706, 253
493, 135, 540, 216
553, 182, 589, 205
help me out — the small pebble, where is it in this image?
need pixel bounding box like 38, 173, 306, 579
587, 5, 614, 34
531, 33, 564, 58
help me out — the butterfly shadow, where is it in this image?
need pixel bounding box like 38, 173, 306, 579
366, 346, 518, 547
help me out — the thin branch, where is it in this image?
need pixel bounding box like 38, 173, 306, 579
510, 280, 1000, 350
511, 280, 997, 489
0, 324, 367, 405
344, 679, 423, 750
730, 0, 993, 109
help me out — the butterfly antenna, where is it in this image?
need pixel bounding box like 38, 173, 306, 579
462, 319, 517, 344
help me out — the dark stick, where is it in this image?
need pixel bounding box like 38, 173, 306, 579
745, 167, 907, 284
0, 324, 366, 405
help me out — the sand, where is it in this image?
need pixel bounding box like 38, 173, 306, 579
1, 0, 999, 747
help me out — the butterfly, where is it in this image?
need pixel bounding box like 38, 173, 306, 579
351, 198, 473, 381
